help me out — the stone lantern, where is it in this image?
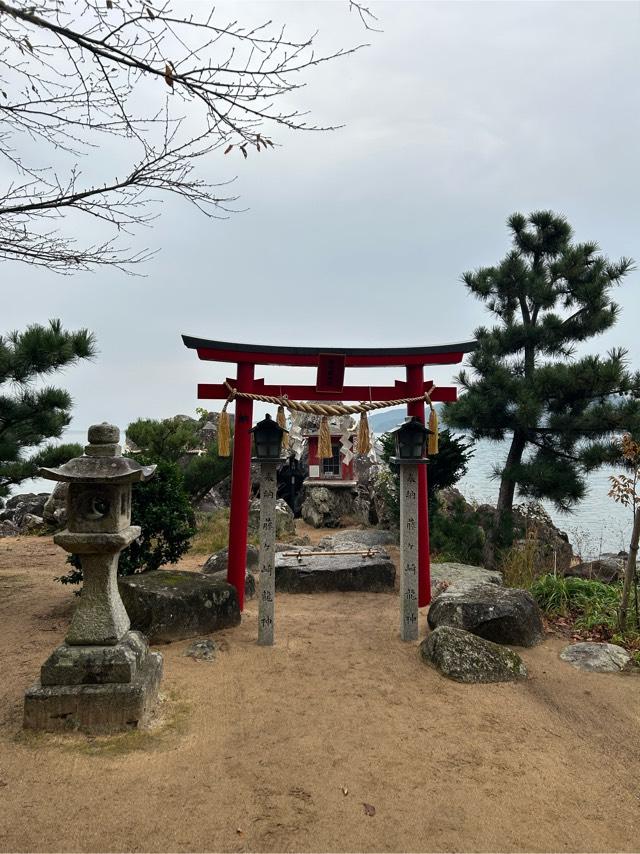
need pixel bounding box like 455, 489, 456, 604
23, 423, 163, 733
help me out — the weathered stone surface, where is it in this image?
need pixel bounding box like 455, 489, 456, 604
430, 562, 503, 594
20, 513, 44, 531
201, 544, 259, 574
0, 519, 19, 536
23, 651, 163, 734
248, 498, 295, 538
420, 626, 528, 683
43, 482, 68, 526
118, 570, 240, 643
203, 567, 256, 600
185, 639, 218, 661
564, 558, 625, 584
319, 529, 396, 548
274, 551, 395, 593
560, 642, 632, 672
428, 582, 543, 647
40, 631, 149, 686
300, 485, 358, 528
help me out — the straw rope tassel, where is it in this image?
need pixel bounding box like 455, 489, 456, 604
277, 404, 289, 450
218, 408, 231, 457
428, 405, 439, 455
356, 410, 371, 455
318, 416, 333, 459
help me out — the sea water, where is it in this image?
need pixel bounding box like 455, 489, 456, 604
456, 438, 633, 559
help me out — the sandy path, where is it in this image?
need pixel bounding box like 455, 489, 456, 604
0, 535, 639, 853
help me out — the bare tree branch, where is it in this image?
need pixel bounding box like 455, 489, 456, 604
0, 0, 372, 273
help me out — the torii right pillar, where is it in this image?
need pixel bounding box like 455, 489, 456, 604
406, 364, 431, 607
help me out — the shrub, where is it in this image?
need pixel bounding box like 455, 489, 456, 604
58, 458, 196, 584
429, 497, 485, 566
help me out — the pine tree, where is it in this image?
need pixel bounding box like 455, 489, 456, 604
445, 211, 640, 545
0, 320, 96, 498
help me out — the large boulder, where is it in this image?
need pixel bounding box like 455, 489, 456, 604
428, 582, 544, 647
118, 571, 240, 643
560, 642, 632, 673
420, 626, 528, 683
248, 498, 295, 538
274, 550, 395, 593
300, 486, 357, 528
43, 482, 68, 527
563, 557, 625, 584
430, 562, 503, 595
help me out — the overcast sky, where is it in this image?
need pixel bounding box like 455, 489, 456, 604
4, 0, 639, 440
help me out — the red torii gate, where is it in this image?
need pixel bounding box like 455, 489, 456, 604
182, 336, 475, 611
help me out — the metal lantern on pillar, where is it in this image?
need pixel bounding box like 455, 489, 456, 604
389, 416, 430, 463
250, 413, 288, 462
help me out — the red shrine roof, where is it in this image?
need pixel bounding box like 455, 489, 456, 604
182, 336, 476, 368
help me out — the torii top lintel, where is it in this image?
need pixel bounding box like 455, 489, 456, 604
181, 336, 476, 369
182, 335, 475, 403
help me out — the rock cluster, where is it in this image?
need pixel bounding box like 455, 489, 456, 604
0, 492, 50, 535
300, 486, 359, 528
427, 582, 544, 647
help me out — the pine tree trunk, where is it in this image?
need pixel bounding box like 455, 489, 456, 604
496, 430, 526, 518
486, 430, 527, 565
619, 506, 640, 632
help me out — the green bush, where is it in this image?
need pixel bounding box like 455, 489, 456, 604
58, 458, 196, 585
429, 497, 485, 566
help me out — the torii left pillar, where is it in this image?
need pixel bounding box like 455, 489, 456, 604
406, 364, 431, 608
227, 362, 254, 610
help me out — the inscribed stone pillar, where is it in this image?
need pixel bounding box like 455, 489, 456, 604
399, 463, 419, 641
258, 461, 277, 645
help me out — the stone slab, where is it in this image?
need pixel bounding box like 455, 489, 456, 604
118, 570, 240, 643
430, 562, 503, 594
320, 529, 396, 548
40, 631, 148, 686
560, 642, 632, 672
274, 552, 395, 593
24, 652, 163, 734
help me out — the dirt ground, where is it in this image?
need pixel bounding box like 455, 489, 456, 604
1, 532, 639, 854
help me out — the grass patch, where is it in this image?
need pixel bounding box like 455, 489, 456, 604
190, 508, 260, 556
190, 509, 230, 555
530, 573, 640, 651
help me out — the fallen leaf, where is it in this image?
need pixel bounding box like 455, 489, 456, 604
342, 786, 348, 796
236, 828, 243, 835
362, 803, 376, 817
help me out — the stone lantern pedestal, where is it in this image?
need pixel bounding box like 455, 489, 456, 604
23, 424, 163, 734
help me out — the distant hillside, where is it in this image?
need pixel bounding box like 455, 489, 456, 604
369, 403, 444, 435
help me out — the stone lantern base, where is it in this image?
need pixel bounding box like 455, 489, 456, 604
23, 631, 163, 734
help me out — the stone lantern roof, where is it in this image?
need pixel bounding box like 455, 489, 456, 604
39, 422, 156, 484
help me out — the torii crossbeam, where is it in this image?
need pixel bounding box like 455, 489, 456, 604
182, 336, 476, 612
